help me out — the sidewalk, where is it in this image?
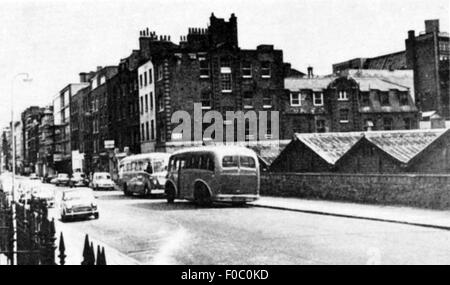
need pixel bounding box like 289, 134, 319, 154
251, 196, 450, 230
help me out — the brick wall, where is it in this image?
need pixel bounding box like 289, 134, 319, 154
261, 172, 450, 209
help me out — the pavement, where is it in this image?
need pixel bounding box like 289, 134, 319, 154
252, 196, 450, 230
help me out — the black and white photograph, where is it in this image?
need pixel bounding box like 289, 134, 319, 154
0, 0, 449, 271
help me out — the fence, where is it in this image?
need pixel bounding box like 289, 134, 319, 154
0, 191, 107, 265
261, 172, 450, 209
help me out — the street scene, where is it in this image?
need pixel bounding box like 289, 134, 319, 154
0, 0, 449, 266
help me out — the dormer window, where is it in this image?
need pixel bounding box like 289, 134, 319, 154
290, 93, 301, 106
380, 91, 390, 106
313, 92, 324, 106
261, 61, 271, 78
199, 58, 210, 78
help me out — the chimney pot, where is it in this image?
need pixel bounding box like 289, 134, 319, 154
307, 66, 313, 78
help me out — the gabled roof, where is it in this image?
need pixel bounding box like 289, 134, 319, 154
363, 129, 449, 164
294, 132, 363, 165
353, 77, 409, 92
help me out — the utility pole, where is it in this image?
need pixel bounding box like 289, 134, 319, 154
10, 73, 32, 265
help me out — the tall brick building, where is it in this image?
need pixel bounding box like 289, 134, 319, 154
332, 19, 450, 119
137, 13, 286, 151
21, 106, 45, 174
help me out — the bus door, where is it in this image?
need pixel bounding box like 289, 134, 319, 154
238, 156, 258, 194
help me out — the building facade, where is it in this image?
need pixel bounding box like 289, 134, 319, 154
137, 13, 286, 150
283, 73, 419, 137
37, 106, 55, 177
53, 82, 89, 174
332, 19, 450, 119
21, 106, 44, 174
138, 60, 157, 153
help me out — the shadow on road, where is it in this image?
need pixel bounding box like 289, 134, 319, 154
130, 200, 253, 212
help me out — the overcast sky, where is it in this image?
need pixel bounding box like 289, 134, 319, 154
0, 0, 448, 128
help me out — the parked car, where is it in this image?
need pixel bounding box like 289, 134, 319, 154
54, 173, 70, 186
91, 172, 115, 191
42, 174, 56, 184
31, 188, 55, 208
70, 173, 90, 187
60, 188, 99, 222
29, 173, 39, 180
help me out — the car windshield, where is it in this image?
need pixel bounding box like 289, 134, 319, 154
64, 191, 94, 201
95, 174, 110, 180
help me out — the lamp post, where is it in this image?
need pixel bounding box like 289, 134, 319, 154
10, 72, 32, 265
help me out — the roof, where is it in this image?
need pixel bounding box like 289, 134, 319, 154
294, 132, 363, 164
285, 77, 335, 91
365, 51, 407, 70
292, 129, 450, 166
171, 145, 258, 158
120, 152, 171, 163
363, 129, 449, 164
353, 77, 409, 92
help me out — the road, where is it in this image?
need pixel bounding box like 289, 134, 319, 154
3, 174, 450, 265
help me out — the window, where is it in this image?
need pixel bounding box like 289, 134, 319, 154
399, 92, 409, 106
380, 91, 390, 106
263, 94, 272, 108
199, 58, 210, 78
146, 122, 150, 141
360, 92, 370, 106
313, 92, 324, 106
240, 156, 256, 168
141, 124, 145, 141
145, 95, 148, 113
151, 120, 155, 140
201, 91, 212, 109
140, 97, 144, 114
340, 109, 349, 123
404, 118, 412, 130
220, 58, 231, 70
290, 93, 301, 106
222, 156, 239, 168
150, 92, 154, 110
316, 120, 326, 132
242, 61, 252, 78
220, 73, 232, 92
148, 69, 153, 84
144, 71, 148, 86
243, 92, 253, 108
261, 61, 271, 78
157, 65, 163, 81
338, 91, 348, 101
139, 74, 143, 88
383, 117, 393, 130
158, 95, 164, 111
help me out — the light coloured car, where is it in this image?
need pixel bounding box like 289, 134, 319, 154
29, 173, 39, 180
91, 172, 115, 191
70, 173, 89, 187
54, 173, 70, 186
60, 188, 99, 222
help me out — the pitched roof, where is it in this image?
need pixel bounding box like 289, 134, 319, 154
294, 132, 362, 164
292, 129, 449, 166
363, 129, 449, 164
353, 77, 409, 92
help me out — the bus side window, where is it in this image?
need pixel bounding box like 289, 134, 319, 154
131, 162, 137, 171
126, 163, 131, 172
180, 159, 186, 170
207, 155, 215, 171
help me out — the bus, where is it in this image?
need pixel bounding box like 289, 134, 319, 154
118, 153, 171, 196
165, 146, 260, 206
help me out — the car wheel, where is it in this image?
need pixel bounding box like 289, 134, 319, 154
144, 185, 151, 197
61, 212, 68, 222
123, 184, 132, 196
94, 213, 99, 219
165, 184, 175, 204
194, 183, 212, 207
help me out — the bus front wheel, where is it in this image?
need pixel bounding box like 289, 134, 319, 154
123, 184, 132, 196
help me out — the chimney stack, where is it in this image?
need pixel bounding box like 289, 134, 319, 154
425, 19, 440, 34
79, 72, 87, 83
307, 66, 314, 78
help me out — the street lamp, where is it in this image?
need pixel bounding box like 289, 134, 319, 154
10, 72, 32, 265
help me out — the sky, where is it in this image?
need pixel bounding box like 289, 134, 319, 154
0, 0, 449, 128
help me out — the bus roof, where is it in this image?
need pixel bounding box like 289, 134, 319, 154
171, 145, 257, 157
119, 152, 171, 164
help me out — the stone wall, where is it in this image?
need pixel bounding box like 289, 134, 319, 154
261, 172, 450, 209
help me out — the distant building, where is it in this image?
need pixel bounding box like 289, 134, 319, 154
21, 106, 45, 175
283, 72, 418, 136
53, 82, 90, 174
37, 106, 55, 177
271, 129, 450, 174
332, 19, 450, 119
13, 121, 24, 174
